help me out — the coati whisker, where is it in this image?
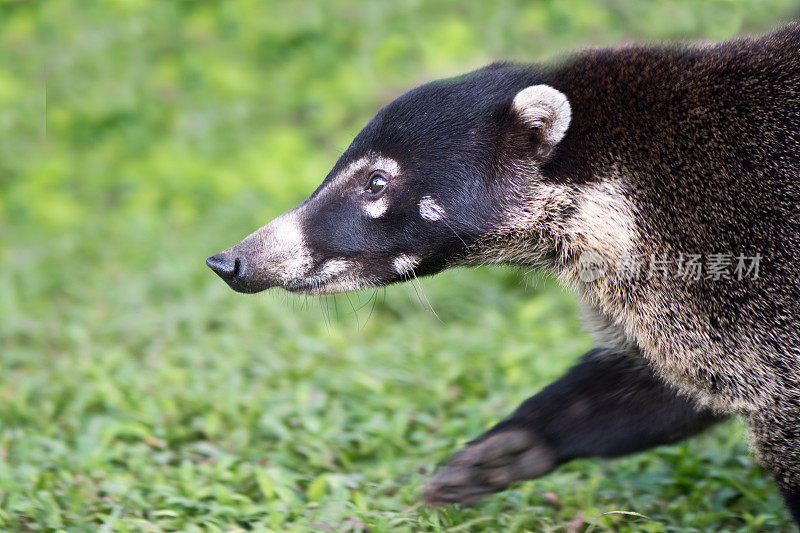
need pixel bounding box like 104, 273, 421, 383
441, 217, 468, 248
409, 267, 440, 321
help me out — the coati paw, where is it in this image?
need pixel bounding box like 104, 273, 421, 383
424, 428, 557, 506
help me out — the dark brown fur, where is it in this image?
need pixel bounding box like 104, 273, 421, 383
434, 24, 800, 523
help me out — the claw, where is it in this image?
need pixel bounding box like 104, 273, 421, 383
425, 429, 557, 506
455, 430, 536, 467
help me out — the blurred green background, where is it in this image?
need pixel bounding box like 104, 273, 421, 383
3, 1, 800, 531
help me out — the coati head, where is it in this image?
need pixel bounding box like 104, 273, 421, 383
207, 64, 574, 294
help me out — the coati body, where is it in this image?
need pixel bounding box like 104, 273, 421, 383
208, 24, 800, 525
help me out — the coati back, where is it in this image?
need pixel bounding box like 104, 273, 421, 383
208, 23, 800, 526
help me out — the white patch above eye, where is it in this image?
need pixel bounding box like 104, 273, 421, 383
364, 195, 389, 218
333, 158, 370, 188
330, 153, 401, 190
419, 196, 445, 221
393, 254, 420, 276
373, 155, 400, 176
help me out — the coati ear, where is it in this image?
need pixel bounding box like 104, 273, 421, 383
511, 85, 571, 158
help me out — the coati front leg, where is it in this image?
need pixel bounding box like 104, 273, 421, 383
425, 347, 724, 505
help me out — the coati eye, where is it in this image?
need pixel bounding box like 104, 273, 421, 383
364, 172, 388, 195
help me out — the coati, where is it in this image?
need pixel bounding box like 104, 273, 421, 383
207, 23, 800, 525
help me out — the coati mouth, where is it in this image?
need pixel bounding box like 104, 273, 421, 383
281, 272, 371, 296
206, 249, 373, 296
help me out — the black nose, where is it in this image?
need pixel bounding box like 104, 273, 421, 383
206, 254, 240, 281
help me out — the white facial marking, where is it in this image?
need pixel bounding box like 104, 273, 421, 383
282, 258, 367, 295
512, 85, 572, 146
393, 254, 420, 276
419, 196, 445, 221
373, 155, 400, 176
256, 208, 313, 281
364, 195, 389, 218
297, 274, 372, 295
330, 153, 401, 190
331, 157, 371, 189
319, 258, 354, 278
328, 152, 401, 220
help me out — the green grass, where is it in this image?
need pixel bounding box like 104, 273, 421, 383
3, 1, 800, 530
